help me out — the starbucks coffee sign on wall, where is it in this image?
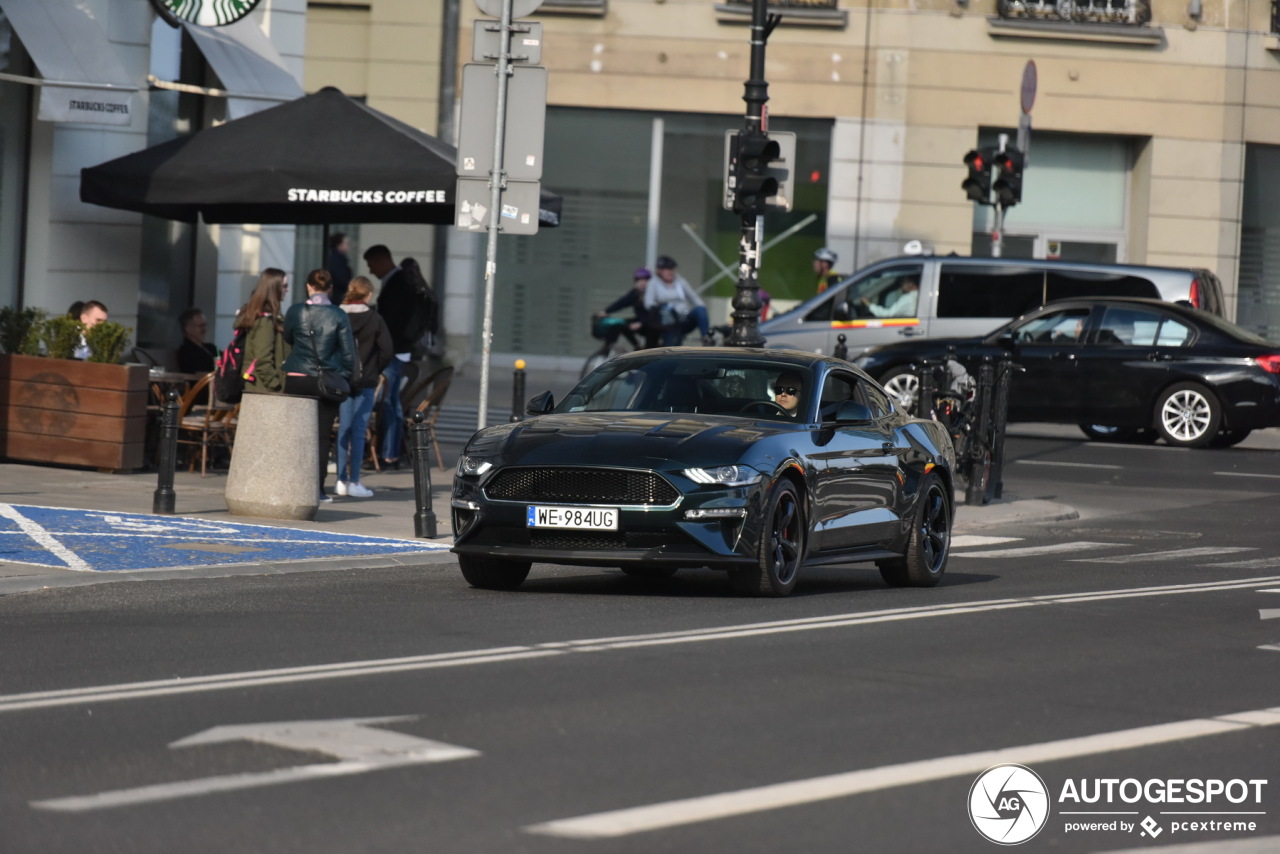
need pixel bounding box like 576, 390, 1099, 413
151, 0, 264, 26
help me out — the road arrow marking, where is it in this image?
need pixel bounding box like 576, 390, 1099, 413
29, 716, 478, 812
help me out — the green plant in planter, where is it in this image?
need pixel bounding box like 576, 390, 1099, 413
85, 321, 133, 364
0, 306, 45, 355
39, 315, 85, 360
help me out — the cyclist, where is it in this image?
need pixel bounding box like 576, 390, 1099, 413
814, 247, 842, 294
594, 267, 659, 350
644, 255, 712, 346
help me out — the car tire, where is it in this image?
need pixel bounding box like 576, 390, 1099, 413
621, 566, 679, 579
878, 474, 951, 588
458, 555, 532, 590
879, 366, 919, 415
1154, 382, 1222, 448
729, 480, 805, 597
1208, 428, 1251, 448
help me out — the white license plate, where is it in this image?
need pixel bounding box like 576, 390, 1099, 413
526, 505, 619, 530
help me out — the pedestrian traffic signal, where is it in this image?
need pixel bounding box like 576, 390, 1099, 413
732, 131, 781, 215
962, 147, 994, 205
992, 146, 1025, 207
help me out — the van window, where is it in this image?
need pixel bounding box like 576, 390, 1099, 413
937, 265, 1044, 319
1045, 270, 1158, 302
815, 265, 923, 322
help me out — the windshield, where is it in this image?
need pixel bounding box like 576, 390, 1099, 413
558, 355, 811, 421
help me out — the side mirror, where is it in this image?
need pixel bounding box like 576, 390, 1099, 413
996, 332, 1016, 349
834, 400, 873, 425
833, 301, 852, 321
525, 391, 555, 416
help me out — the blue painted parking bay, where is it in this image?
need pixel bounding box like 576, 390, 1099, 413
0, 504, 448, 572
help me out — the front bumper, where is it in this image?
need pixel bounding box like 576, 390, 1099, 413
450, 473, 768, 569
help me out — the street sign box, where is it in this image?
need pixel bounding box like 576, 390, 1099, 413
473, 20, 543, 64
457, 63, 547, 182
455, 176, 541, 235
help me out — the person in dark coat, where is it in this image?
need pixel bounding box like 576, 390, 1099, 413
282, 268, 358, 503
176, 307, 218, 374
363, 244, 414, 467
595, 267, 660, 350
327, 232, 354, 307
334, 276, 393, 498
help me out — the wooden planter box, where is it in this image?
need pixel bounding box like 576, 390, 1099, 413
0, 354, 148, 471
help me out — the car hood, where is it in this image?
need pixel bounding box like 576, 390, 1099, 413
464, 411, 797, 470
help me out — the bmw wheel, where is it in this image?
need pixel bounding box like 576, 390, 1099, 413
879, 474, 951, 588
459, 555, 532, 590
730, 480, 805, 597
1154, 382, 1222, 448
879, 367, 919, 415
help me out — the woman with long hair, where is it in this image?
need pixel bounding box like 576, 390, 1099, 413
282, 268, 358, 502
237, 268, 291, 393
335, 276, 393, 498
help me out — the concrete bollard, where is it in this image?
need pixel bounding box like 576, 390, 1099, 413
225, 393, 320, 521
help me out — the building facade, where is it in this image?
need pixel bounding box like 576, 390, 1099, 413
2, 0, 1279, 372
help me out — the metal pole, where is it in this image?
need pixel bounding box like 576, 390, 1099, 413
409, 411, 438, 538
477, 0, 515, 432
728, 0, 773, 348
431, 0, 461, 327
152, 388, 179, 514
646, 118, 664, 270
991, 133, 1008, 259
510, 358, 526, 422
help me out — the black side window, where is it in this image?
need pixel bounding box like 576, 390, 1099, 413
819, 372, 858, 420
859, 382, 893, 419
1045, 270, 1158, 302
937, 265, 1044, 319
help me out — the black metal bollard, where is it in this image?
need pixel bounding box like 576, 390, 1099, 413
152, 388, 180, 514
833, 333, 848, 362
409, 410, 438, 538
511, 359, 526, 422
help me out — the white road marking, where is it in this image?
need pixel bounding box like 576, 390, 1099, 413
1072, 547, 1255, 564
524, 707, 1280, 838
1015, 460, 1123, 470
1, 576, 1277, 715
1214, 471, 1280, 480
1260, 610, 1280, 621
0, 504, 91, 572
1208, 558, 1280, 570
950, 541, 1122, 559
1260, 644, 1280, 652
950, 535, 1022, 548
30, 717, 478, 812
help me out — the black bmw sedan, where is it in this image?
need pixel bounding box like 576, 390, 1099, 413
451, 348, 956, 597
854, 297, 1280, 448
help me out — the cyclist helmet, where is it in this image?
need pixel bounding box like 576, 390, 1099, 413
634, 267, 652, 280
814, 247, 837, 265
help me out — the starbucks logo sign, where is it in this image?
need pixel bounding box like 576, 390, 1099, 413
151, 0, 264, 27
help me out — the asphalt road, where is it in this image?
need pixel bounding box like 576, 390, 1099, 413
1, 432, 1278, 854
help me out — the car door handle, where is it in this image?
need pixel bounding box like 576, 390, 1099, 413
1147, 352, 1173, 361
898, 327, 924, 337
1051, 352, 1077, 361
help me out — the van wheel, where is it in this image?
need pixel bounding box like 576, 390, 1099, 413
879, 367, 919, 415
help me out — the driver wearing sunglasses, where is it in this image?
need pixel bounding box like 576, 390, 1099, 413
772, 371, 804, 417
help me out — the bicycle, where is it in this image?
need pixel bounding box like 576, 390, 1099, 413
580, 315, 636, 378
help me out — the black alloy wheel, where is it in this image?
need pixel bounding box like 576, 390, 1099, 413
879, 474, 951, 588
730, 480, 805, 597
458, 555, 532, 590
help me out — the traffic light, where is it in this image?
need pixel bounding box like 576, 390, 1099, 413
732, 131, 781, 215
992, 146, 1025, 207
723, 130, 796, 213
962, 147, 994, 205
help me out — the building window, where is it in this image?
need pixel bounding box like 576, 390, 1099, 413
715, 0, 847, 29
996, 0, 1151, 25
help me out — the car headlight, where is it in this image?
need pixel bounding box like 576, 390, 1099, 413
456, 455, 494, 477
683, 465, 762, 487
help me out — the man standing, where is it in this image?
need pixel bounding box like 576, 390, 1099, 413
327, 232, 354, 306
73, 300, 109, 359
363, 244, 413, 467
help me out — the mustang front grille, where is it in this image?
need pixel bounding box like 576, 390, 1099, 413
486, 467, 679, 506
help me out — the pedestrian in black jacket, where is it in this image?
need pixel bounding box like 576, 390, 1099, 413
363, 244, 415, 467
282, 269, 358, 502
335, 276, 393, 498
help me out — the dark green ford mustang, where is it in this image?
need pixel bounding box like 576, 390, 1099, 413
451, 348, 956, 597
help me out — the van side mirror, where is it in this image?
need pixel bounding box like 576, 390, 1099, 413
834, 400, 873, 425
996, 332, 1016, 349
833, 301, 851, 321
526, 391, 555, 416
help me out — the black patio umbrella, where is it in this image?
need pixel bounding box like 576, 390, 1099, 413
80, 86, 561, 227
